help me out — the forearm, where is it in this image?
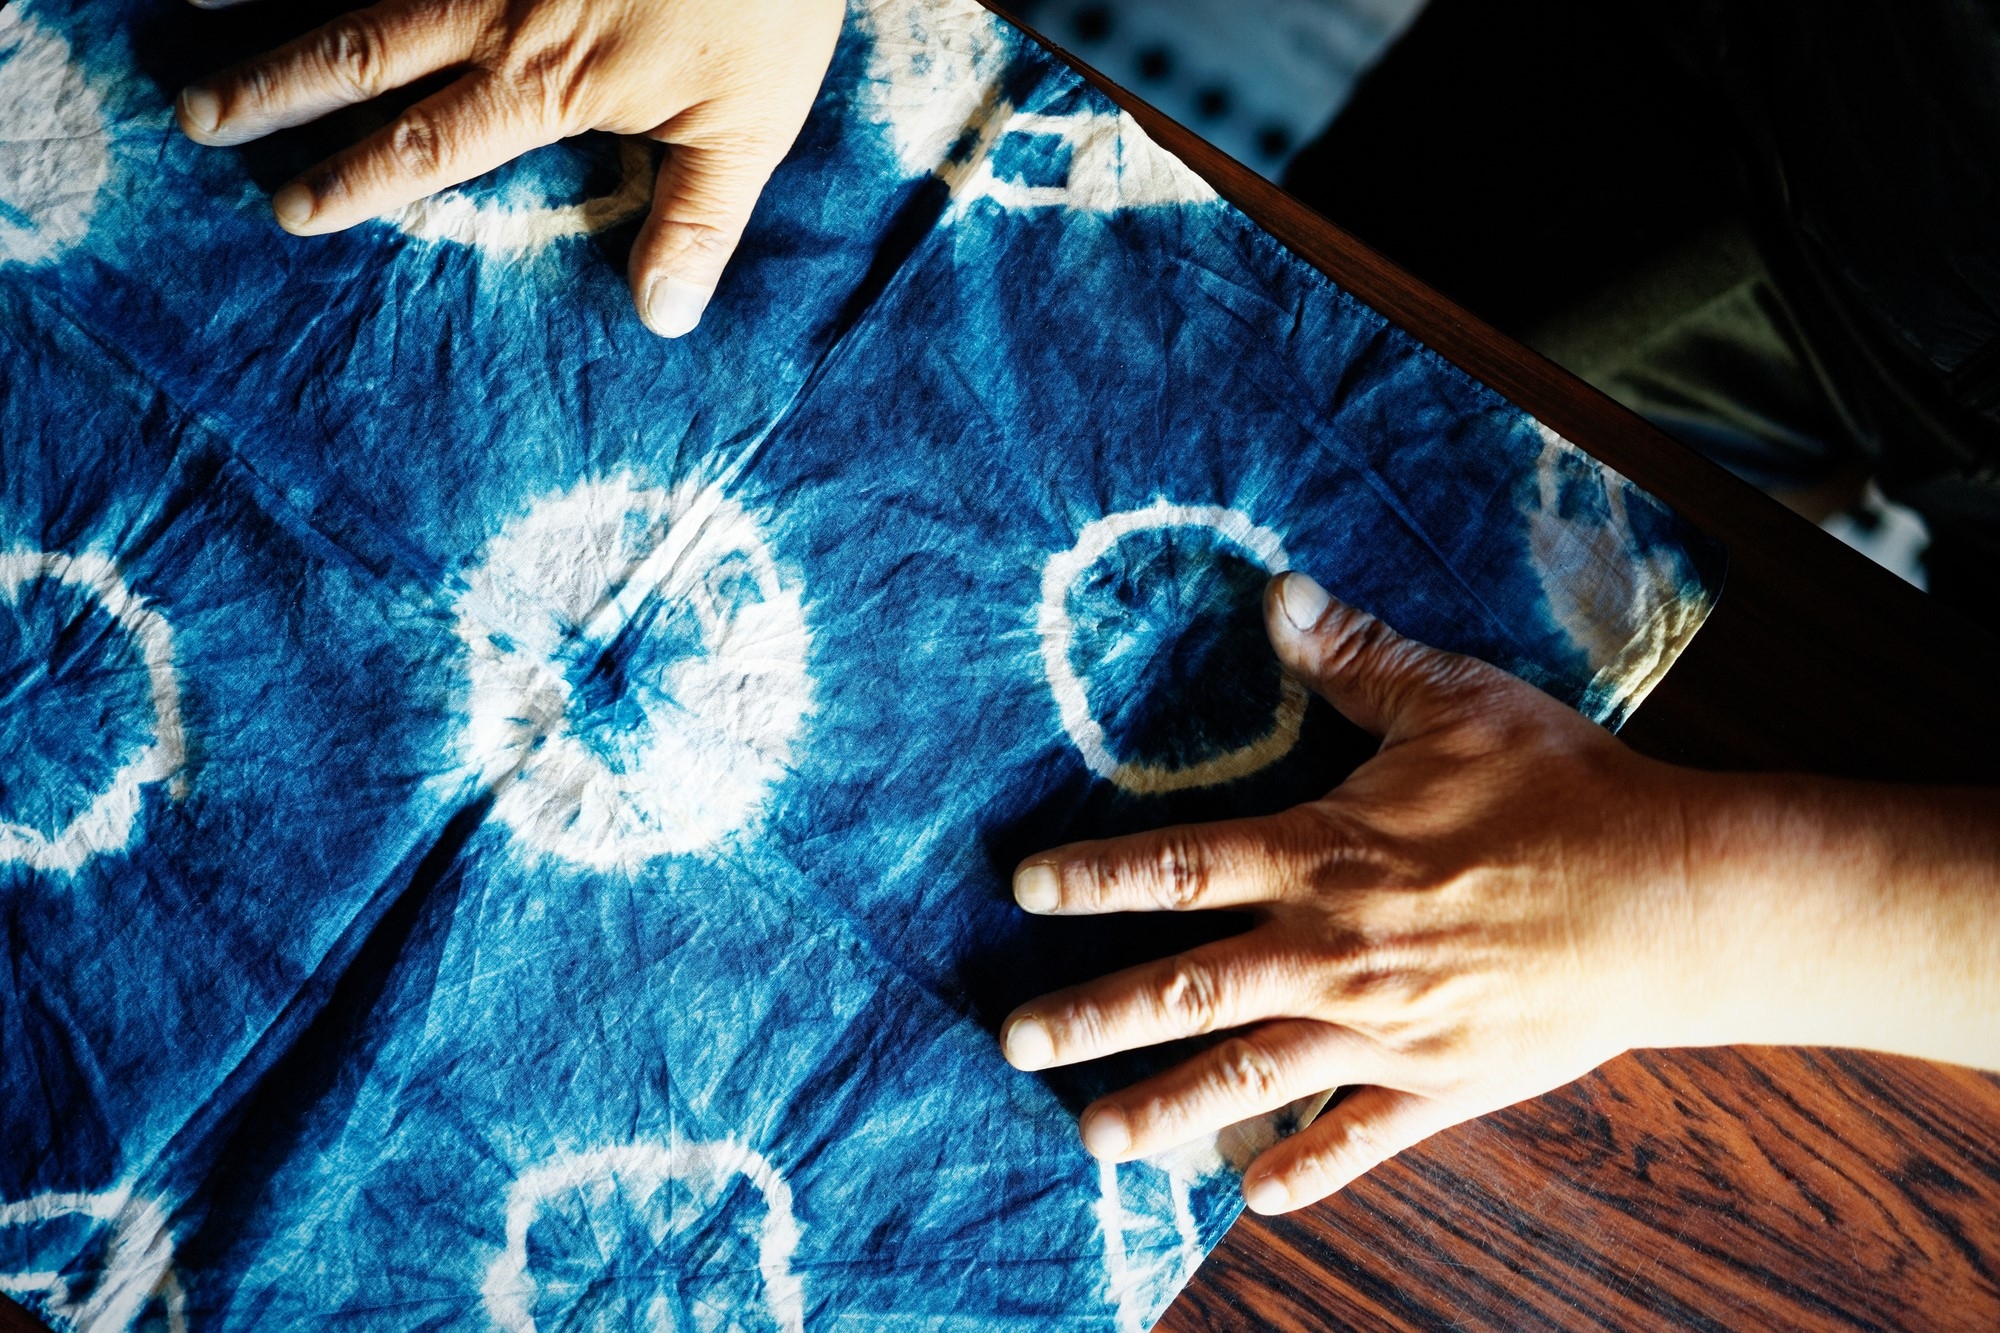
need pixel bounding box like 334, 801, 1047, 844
1671, 772, 2000, 1067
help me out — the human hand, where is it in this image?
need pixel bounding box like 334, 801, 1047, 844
173, 0, 846, 336
1000, 572, 1721, 1214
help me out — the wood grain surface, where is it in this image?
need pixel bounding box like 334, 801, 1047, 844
985, 8, 2000, 1331
1173, 1052, 2000, 1331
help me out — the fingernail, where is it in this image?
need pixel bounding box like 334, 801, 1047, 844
1279, 572, 1330, 632
1002, 1016, 1054, 1071
176, 85, 220, 138
1244, 1174, 1289, 1213
1013, 864, 1060, 914
642, 276, 713, 338
271, 183, 315, 231
1081, 1107, 1131, 1160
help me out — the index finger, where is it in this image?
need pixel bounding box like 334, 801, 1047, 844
177, 0, 483, 148
269, 73, 542, 235
1012, 807, 1350, 916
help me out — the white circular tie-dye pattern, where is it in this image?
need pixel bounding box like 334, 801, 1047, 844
1040, 501, 1307, 795
384, 139, 654, 254
0, 551, 186, 875
454, 475, 812, 869
854, 0, 1217, 213
0, 1188, 187, 1333
480, 1139, 804, 1333
0, 6, 113, 266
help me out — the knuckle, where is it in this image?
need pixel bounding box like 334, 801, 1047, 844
1336, 956, 1396, 1000
1211, 1037, 1283, 1103
318, 16, 389, 100
1287, 806, 1370, 888
388, 110, 450, 178
1295, 800, 1363, 849
1149, 834, 1208, 910
1153, 955, 1222, 1035
1326, 1118, 1380, 1165
1329, 945, 1420, 1007
507, 47, 585, 127
1287, 1126, 1371, 1191
1122, 1093, 1175, 1140
1288, 1148, 1327, 1184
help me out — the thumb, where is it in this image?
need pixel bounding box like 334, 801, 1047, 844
628, 138, 777, 339
1264, 572, 1501, 742
1240, 1085, 1460, 1213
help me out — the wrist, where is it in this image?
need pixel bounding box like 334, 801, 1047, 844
1654, 770, 2000, 1065
1654, 769, 1839, 1049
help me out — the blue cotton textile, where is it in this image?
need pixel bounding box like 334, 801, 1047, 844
0, 0, 1723, 1328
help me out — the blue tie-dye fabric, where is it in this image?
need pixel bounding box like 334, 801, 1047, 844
0, 0, 1724, 1328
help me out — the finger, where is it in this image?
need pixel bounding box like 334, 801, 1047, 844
1239, 1084, 1462, 1213
1001, 935, 1316, 1071
628, 136, 784, 338
1012, 808, 1332, 917
1265, 572, 1508, 743
1074, 1021, 1377, 1162
269, 74, 544, 236
177, 0, 480, 148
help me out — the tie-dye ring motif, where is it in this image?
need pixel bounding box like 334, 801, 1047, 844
0, 0, 1721, 1328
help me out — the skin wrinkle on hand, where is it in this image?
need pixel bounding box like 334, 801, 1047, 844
1008, 571, 2000, 1215
168, 0, 1219, 335
171, 0, 846, 333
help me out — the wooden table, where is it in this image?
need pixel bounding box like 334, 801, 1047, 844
7, 12, 2000, 1333
982, 13, 2000, 1332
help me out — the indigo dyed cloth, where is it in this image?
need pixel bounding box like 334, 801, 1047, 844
0, 0, 1723, 1327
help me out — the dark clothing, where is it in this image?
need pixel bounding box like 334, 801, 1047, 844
1283, 0, 2000, 630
